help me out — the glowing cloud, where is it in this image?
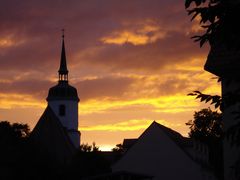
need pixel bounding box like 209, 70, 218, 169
101, 21, 167, 45
79, 95, 199, 115
0, 0, 220, 149
0, 35, 25, 48
0, 93, 45, 109
80, 119, 182, 132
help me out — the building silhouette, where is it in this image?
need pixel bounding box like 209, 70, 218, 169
112, 121, 211, 180
30, 33, 80, 164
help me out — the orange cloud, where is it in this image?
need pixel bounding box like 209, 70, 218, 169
79, 95, 199, 115
80, 119, 182, 132
101, 21, 167, 45
0, 37, 14, 47
0, 93, 45, 109
0, 35, 26, 48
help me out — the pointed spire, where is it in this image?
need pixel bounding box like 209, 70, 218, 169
58, 29, 68, 82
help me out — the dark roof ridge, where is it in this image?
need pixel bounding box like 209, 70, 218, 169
152, 121, 200, 163
152, 121, 183, 139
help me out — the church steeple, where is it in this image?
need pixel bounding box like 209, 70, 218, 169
46, 31, 80, 148
58, 29, 68, 82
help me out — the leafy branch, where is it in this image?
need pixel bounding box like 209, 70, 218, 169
188, 90, 240, 149
185, 0, 240, 48
185, 0, 223, 47
188, 90, 222, 110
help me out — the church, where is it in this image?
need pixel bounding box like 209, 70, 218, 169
30, 33, 80, 164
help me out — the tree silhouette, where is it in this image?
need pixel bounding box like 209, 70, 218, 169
186, 108, 223, 179
79, 142, 100, 152
186, 1, 240, 178
0, 121, 30, 158
0, 121, 30, 141
0, 121, 31, 179
189, 89, 240, 147
188, 88, 240, 178
65, 148, 111, 179
112, 143, 123, 153
188, 90, 222, 110
185, 0, 240, 48
0, 121, 61, 180
186, 108, 223, 140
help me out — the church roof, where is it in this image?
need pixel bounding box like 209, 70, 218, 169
30, 106, 77, 164
47, 81, 79, 101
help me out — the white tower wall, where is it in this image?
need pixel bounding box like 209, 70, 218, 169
48, 100, 80, 148
48, 100, 78, 129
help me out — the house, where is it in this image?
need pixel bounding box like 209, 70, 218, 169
112, 121, 215, 180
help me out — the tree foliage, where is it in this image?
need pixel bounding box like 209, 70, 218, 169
0, 121, 30, 140
68, 144, 110, 179
185, 0, 240, 48
186, 108, 223, 140
79, 142, 100, 152
188, 89, 240, 178
0, 121, 48, 180
188, 89, 240, 147
187, 107, 223, 179
188, 91, 222, 110
112, 143, 123, 153
0, 121, 30, 151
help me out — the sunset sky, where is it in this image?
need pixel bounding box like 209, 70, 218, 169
0, 0, 220, 150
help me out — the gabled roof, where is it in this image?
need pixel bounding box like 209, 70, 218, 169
112, 121, 204, 180
123, 121, 193, 153
153, 121, 193, 148
30, 106, 76, 164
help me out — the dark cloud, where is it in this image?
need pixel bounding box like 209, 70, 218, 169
0, 0, 209, 102
158, 77, 190, 95
76, 77, 134, 102
81, 31, 207, 72
0, 75, 134, 102
0, 79, 51, 99
0, 0, 201, 73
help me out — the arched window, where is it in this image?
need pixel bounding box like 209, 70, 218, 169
59, 104, 66, 116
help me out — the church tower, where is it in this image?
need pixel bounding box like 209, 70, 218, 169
46, 32, 80, 148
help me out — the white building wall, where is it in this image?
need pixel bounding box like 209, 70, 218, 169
48, 100, 80, 147
48, 100, 78, 129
